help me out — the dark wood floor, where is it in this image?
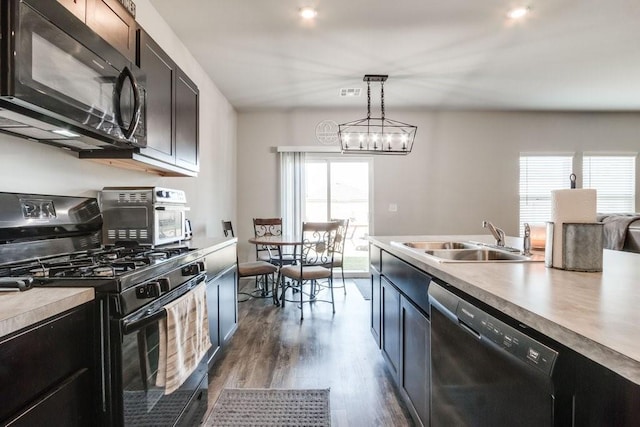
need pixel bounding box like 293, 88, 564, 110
202, 278, 415, 426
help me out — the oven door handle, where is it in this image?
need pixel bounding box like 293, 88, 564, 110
121, 273, 206, 334
122, 308, 167, 334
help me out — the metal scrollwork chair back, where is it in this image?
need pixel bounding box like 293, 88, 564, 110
253, 217, 297, 266
279, 221, 340, 321
329, 218, 349, 294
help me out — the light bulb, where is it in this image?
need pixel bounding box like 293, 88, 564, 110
507, 7, 529, 19
299, 7, 318, 20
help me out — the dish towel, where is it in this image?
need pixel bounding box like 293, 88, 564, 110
156, 282, 211, 394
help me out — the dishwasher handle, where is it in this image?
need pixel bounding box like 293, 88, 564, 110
458, 320, 481, 340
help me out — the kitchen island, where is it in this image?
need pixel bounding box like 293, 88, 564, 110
370, 234, 640, 426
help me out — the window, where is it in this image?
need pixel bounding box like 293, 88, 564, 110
519, 155, 573, 235
583, 154, 636, 213
304, 156, 371, 273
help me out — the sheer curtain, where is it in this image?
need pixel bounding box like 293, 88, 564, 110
280, 152, 305, 236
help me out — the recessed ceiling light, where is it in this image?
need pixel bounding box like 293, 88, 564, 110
507, 6, 530, 19
299, 6, 318, 20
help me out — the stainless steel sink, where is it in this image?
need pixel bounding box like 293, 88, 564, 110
402, 241, 479, 250
424, 248, 532, 262
391, 240, 544, 262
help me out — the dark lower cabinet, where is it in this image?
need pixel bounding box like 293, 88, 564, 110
0, 303, 94, 425
574, 355, 640, 426
371, 271, 381, 348
204, 242, 238, 369
400, 296, 430, 427
370, 244, 382, 348
206, 274, 221, 365
205, 265, 238, 368
376, 247, 433, 427
7, 369, 92, 427
381, 276, 401, 380
218, 266, 238, 346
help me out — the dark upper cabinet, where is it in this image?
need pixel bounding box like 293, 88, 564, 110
57, 0, 137, 63
137, 29, 176, 165
175, 69, 200, 171
136, 28, 199, 174
57, 0, 86, 21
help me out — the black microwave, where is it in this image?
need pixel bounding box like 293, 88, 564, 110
0, 0, 146, 150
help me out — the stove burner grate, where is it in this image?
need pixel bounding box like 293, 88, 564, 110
1, 245, 192, 280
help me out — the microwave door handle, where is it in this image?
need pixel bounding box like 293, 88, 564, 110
114, 66, 142, 140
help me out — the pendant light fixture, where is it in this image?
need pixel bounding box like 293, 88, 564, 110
338, 75, 417, 155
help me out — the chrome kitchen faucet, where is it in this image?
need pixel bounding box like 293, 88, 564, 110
482, 221, 505, 247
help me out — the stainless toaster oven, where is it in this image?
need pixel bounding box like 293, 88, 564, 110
100, 187, 188, 247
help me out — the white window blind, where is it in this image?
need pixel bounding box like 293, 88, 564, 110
519, 155, 573, 235
583, 155, 636, 213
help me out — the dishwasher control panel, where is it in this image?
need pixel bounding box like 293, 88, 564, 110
456, 299, 558, 376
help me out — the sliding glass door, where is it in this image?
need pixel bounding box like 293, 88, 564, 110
304, 156, 371, 274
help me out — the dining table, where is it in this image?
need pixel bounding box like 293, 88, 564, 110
248, 235, 301, 305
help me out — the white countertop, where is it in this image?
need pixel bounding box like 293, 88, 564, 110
370, 234, 640, 385
0, 287, 95, 339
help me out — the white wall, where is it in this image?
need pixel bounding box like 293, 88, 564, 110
0, 0, 237, 239
237, 109, 640, 258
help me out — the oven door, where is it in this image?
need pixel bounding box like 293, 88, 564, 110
1, 0, 146, 148
114, 276, 208, 426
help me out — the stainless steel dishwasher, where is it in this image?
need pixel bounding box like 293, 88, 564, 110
428, 281, 572, 426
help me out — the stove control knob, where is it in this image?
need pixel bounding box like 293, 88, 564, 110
182, 263, 202, 276
158, 278, 171, 292
135, 282, 161, 299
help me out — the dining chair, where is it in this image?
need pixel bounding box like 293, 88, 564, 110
222, 220, 234, 237
221, 220, 277, 300
279, 221, 339, 320
330, 218, 349, 295
252, 217, 298, 266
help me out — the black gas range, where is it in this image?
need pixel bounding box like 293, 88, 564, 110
0, 192, 209, 426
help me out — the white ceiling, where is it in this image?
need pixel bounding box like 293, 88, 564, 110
148, 0, 640, 112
